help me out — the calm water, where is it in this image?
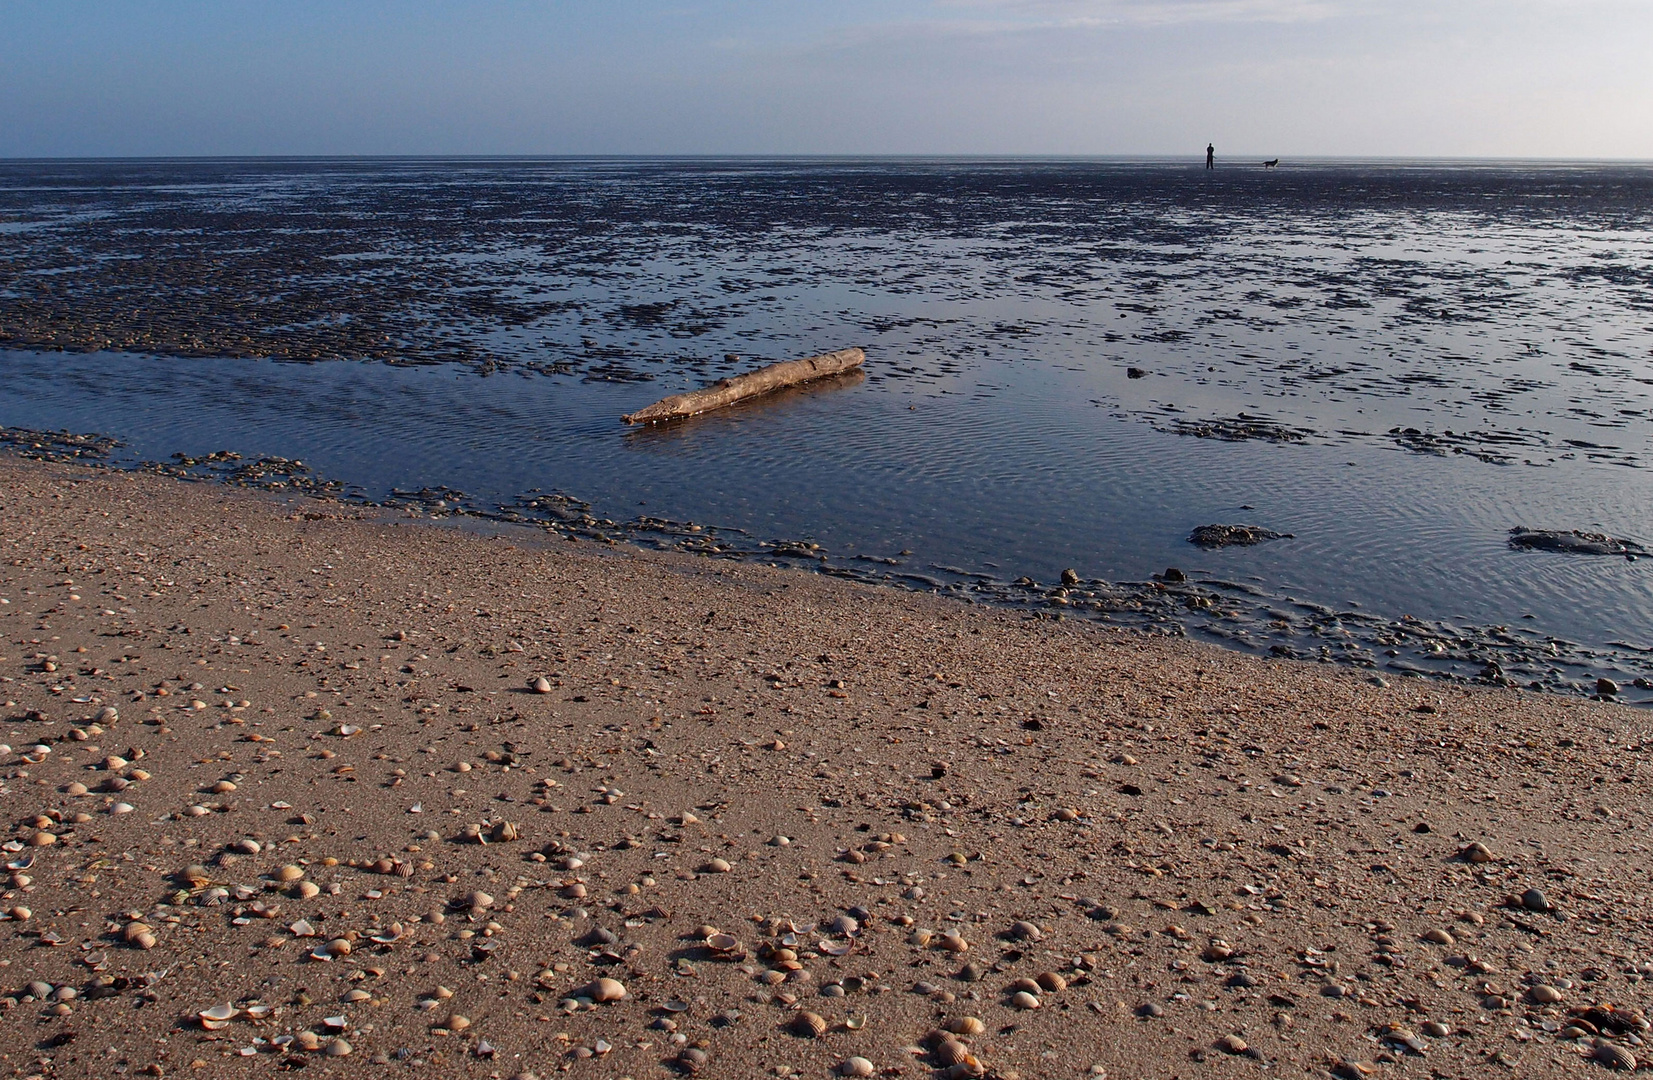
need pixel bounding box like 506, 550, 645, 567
2, 158, 1652, 697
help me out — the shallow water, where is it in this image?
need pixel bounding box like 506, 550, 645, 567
2, 158, 1651, 697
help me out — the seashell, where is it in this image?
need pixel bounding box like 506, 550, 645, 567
65, 782, 89, 797
82, 950, 108, 970
371, 857, 395, 874
5, 853, 35, 871
28, 830, 57, 847
110, 802, 135, 815
584, 977, 626, 1002
1035, 971, 1067, 993
461, 890, 495, 911
531, 676, 552, 694
1421, 928, 1454, 945
909, 928, 934, 947
935, 1040, 971, 1067
1528, 984, 1562, 1004
200, 887, 230, 906
707, 933, 740, 952
1217, 1034, 1249, 1055
792, 1011, 828, 1037
444, 1014, 471, 1031
182, 864, 212, 886
491, 822, 520, 843
294, 881, 321, 899
276, 864, 305, 882
290, 919, 316, 937
703, 857, 732, 874
132, 930, 157, 950
947, 1016, 986, 1036
323, 1015, 348, 1029
829, 914, 860, 935
840, 1058, 875, 1077
1011, 990, 1041, 1010
1008, 920, 1042, 941
394, 861, 414, 878
677, 1047, 709, 1072
844, 1014, 868, 1030
371, 923, 406, 944
819, 938, 853, 956
1460, 841, 1494, 864
245, 1004, 272, 1018
939, 932, 969, 953
200, 1004, 240, 1029
1596, 1043, 1637, 1071
326, 1039, 352, 1057
295, 1030, 321, 1051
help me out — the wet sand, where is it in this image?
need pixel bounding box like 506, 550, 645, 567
0, 455, 1649, 1079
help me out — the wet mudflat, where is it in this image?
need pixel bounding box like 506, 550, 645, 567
1, 158, 1651, 698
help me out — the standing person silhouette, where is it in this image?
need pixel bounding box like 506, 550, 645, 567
1206, 143, 1215, 169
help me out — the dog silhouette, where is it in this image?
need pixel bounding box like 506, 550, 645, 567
1263, 159, 1279, 168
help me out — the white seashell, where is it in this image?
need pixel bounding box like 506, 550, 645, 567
289, 919, 316, 937
110, 802, 135, 814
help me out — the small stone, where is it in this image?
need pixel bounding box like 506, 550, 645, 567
1597, 678, 1620, 696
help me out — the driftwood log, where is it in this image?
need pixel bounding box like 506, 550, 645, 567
622, 348, 865, 424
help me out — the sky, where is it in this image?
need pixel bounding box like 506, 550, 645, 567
2, 1, 1651, 159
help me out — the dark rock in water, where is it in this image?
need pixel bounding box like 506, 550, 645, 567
1189, 524, 1294, 549
1060, 568, 1080, 586
1162, 567, 1187, 583
1127, 367, 1148, 379
1597, 677, 1620, 696
1508, 527, 1646, 557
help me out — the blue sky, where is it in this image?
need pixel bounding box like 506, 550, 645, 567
3, 1, 1650, 158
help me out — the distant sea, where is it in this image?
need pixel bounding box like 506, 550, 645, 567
3, 158, 1651, 698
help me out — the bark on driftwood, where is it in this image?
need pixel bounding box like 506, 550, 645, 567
622, 348, 865, 425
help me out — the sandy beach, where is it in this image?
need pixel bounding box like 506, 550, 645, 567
0, 454, 1649, 1079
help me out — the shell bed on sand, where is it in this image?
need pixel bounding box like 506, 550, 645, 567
0, 455, 1648, 1079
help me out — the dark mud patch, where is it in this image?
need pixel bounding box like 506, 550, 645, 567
1509, 527, 1647, 558
1189, 524, 1294, 549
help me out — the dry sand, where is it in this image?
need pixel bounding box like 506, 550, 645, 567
0, 455, 1649, 1079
